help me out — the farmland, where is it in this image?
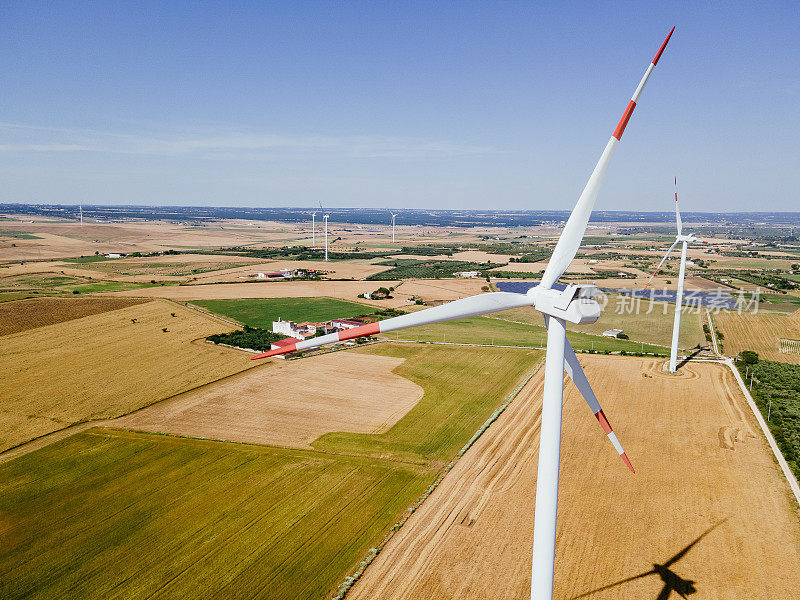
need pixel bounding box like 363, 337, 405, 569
192, 296, 372, 328
0, 343, 542, 599
389, 314, 668, 355
0, 300, 256, 452
496, 291, 707, 349
0, 429, 430, 600
314, 344, 542, 463
116, 351, 424, 448
350, 356, 800, 599
0, 297, 147, 336
715, 308, 800, 362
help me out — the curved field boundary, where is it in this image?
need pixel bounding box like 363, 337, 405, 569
724, 357, 800, 507
333, 357, 545, 600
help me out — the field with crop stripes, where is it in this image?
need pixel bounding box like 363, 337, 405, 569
0, 429, 429, 600
0, 343, 541, 599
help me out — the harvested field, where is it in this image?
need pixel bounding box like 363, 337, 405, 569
117, 352, 423, 448
715, 308, 800, 362
350, 356, 800, 599
110, 280, 408, 307
0, 297, 148, 336
393, 279, 486, 303
194, 259, 391, 282
0, 300, 255, 452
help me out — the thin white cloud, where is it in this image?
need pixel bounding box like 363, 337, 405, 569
0, 122, 493, 159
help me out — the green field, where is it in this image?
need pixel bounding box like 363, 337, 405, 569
496, 292, 706, 349
61, 255, 113, 263
0, 343, 540, 599
315, 344, 539, 462
192, 297, 372, 328
69, 281, 167, 293
0, 229, 41, 239
0, 430, 429, 600
389, 314, 667, 354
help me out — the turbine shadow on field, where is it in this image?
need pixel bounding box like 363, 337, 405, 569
570, 519, 726, 600
676, 346, 708, 371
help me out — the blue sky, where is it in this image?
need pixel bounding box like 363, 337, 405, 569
1, 2, 797, 211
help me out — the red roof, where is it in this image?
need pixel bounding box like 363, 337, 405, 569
272, 337, 301, 347
331, 318, 363, 326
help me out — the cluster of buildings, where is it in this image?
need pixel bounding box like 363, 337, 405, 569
255, 268, 315, 280
270, 317, 367, 351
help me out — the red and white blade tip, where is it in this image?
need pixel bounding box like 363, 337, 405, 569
611, 27, 675, 142
653, 27, 675, 66
595, 408, 635, 473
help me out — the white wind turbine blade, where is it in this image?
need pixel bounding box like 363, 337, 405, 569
251, 292, 533, 359
541, 26, 675, 291
561, 335, 634, 472
674, 176, 682, 235
645, 239, 679, 289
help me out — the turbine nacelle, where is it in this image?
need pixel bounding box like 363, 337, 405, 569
528, 284, 602, 325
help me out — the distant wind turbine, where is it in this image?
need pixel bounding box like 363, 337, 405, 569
389, 210, 398, 243
323, 212, 330, 261
311, 210, 317, 247
645, 177, 705, 372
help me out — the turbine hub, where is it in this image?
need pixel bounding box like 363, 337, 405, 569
530, 284, 602, 324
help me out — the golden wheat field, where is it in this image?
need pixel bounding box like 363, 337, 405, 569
0, 296, 148, 335
714, 308, 800, 362
349, 356, 800, 599
0, 299, 255, 452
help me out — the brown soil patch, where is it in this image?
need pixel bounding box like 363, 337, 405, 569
116, 351, 423, 448
0, 296, 148, 336
349, 356, 800, 599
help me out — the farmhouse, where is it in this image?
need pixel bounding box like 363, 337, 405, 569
328, 318, 364, 330
257, 268, 295, 279
272, 319, 319, 339
602, 328, 624, 337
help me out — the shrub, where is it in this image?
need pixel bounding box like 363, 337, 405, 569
616, 332, 629, 340
739, 350, 759, 364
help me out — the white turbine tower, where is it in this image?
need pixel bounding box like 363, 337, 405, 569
390, 211, 398, 243
323, 212, 330, 261
311, 210, 317, 247
79, 204, 83, 226
252, 28, 674, 600
645, 177, 698, 372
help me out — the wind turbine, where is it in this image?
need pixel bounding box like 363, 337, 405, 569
79, 204, 83, 226
390, 210, 398, 244
645, 177, 698, 372
252, 27, 674, 600
311, 210, 317, 247
323, 212, 330, 261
